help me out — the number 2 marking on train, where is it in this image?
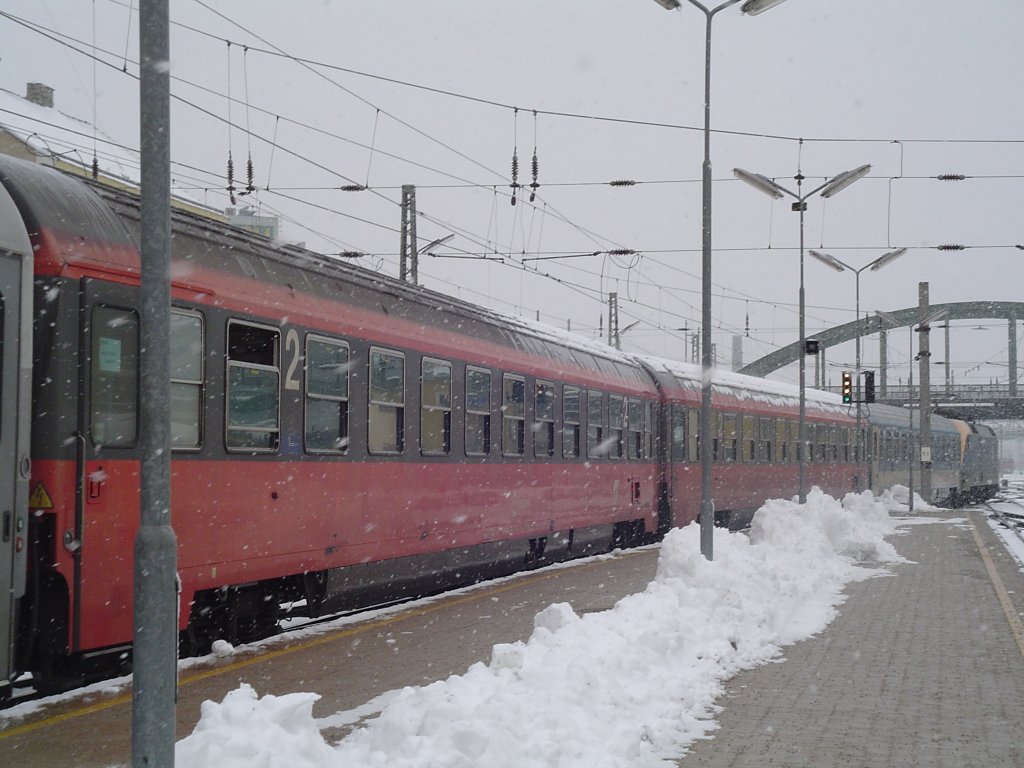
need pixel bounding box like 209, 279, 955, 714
284, 328, 301, 391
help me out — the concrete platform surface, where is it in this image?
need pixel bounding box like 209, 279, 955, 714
676, 510, 1024, 767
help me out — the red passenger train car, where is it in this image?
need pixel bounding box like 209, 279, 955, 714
0, 154, 857, 696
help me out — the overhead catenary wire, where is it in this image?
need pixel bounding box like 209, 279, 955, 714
4, 7, 1019, 364
96, 0, 1024, 147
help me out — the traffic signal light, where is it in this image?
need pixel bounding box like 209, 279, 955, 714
841, 371, 852, 404
863, 371, 876, 403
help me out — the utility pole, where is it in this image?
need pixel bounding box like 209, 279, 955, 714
918, 282, 932, 504
134, 1, 177, 766
399, 185, 417, 284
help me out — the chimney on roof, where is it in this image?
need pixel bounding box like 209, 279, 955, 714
26, 83, 54, 108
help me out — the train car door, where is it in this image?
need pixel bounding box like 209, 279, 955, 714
75, 277, 140, 653
0, 183, 33, 690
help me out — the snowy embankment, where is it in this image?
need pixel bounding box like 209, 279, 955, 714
177, 488, 910, 768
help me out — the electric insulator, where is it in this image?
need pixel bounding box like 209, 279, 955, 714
529, 150, 539, 202
937, 244, 965, 251
937, 173, 966, 181
609, 180, 637, 187
340, 185, 366, 192
606, 249, 637, 257
510, 148, 520, 206
226, 153, 236, 204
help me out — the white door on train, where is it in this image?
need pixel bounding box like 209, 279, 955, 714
0, 181, 33, 691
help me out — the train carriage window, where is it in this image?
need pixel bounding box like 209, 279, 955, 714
226, 320, 280, 452
722, 414, 738, 463
587, 390, 604, 459
644, 402, 654, 459
421, 358, 452, 456
818, 424, 829, 462
369, 348, 405, 454
627, 399, 643, 460
534, 379, 556, 458
742, 415, 756, 463
711, 412, 721, 462
465, 366, 491, 456
759, 417, 774, 463
502, 374, 526, 456
790, 420, 801, 462
170, 309, 204, 449
305, 336, 350, 453
90, 306, 139, 447
688, 409, 699, 461
608, 395, 625, 459
776, 419, 788, 463
671, 405, 686, 461
562, 385, 580, 459
829, 425, 839, 462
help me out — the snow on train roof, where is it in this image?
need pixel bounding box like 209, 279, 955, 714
647, 356, 849, 415
495, 312, 847, 414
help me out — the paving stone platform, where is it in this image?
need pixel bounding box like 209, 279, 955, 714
676, 510, 1024, 767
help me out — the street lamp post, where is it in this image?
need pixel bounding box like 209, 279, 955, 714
809, 248, 906, 489
650, 0, 789, 560
877, 309, 914, 511
733, 163, 871, 502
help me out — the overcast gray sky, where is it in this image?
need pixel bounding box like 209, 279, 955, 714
1, 0, 1021, 388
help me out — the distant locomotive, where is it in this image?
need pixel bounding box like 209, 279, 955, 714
0, 155, 999, 697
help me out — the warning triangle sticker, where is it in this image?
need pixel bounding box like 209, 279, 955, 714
29, 482, 53, 509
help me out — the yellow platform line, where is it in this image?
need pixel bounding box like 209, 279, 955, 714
1, 551, 646, 741
969, 515, 1024, 658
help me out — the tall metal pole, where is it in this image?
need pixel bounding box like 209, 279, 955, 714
134, 1, 177, 766
854, 272, 862, 490
698, 5, 717, 559
879, 328, 888, 398
692, 0, 743, 559
908, 323, 914, 512
918, 282, 932, 503
796, 172, 807, 503
1009, 316, 1018, 398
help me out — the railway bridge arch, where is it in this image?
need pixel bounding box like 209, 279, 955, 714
737, 301, 1024, 419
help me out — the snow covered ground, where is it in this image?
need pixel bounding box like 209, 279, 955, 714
986, 475, 1024, 573
175, 488, 928, 768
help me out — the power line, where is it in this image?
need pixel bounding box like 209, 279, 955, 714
99, 0, 1024, 147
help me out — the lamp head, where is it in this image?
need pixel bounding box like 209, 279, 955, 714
651, 0, 682, 9
741, 0, 790, 14
869, 247, 907, 271
808, 250, 846, 272
733, 168, 788, 199
820, 164, 871, 198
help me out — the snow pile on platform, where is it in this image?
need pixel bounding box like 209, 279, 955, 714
176, 684, 337, 768
176, 489, 904, 768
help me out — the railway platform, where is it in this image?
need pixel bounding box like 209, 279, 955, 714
1, 508, 1023, 767
0, 547, 661, 768
675, 508, 1024, 767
